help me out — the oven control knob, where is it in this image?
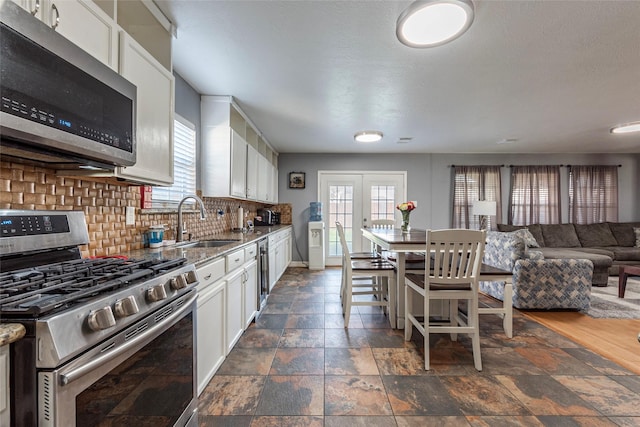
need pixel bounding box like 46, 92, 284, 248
147, 284, 168, 302
87, 307, 116, 331
170, 275, 186, 290
114, 296, 139, 318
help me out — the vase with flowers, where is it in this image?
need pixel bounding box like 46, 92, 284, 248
397, 201, 416, 233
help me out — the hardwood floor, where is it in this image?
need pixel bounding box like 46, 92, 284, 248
524, 311, 640, 375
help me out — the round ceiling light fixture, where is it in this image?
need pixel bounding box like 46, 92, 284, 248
396, 0, 475, 48
354, 130, 384, 143
610, 121, 640, 134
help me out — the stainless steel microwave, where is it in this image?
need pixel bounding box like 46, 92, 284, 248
0, 0, 136, 170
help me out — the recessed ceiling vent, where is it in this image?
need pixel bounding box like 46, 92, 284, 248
397, 137, 413, 144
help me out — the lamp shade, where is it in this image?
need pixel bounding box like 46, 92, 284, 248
472, 200, 496, 216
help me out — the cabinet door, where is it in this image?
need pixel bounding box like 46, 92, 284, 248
272, 165, 279, 203
246, 145, 259, 200
230, 130, 247, 198
10, 0, 43, 20
258, 155, 270, 202
243, 260, 258, 328
225, 269, 244, 354
48, 0, 118, 70
196, 281, 225, 395
268, 246, 277, 291
117, 32, 174, 185
284, 231, 292, 266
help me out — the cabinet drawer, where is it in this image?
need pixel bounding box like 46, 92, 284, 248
197, 257, 225, 291
226, 249, 245, 272
244, 243, 257, 260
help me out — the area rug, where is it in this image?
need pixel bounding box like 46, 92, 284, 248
583, 276, 640, 319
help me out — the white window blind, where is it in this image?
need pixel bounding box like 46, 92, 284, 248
152, 114, 196, 206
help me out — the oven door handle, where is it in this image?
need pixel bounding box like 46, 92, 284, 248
59, 293, 197, 386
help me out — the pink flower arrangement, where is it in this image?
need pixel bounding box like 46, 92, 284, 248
396, 201, 416, 212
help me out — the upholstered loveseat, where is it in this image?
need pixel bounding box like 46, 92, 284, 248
497, 222, 640, 285
481, 231, 593, 310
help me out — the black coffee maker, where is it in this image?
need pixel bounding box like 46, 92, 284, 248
255, 209, 275, 226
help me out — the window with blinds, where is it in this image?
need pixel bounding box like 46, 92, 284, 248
451, 166, 502, 229
509, 165, 560, 225
569, 165, 618, 224
152, 114, 196, 207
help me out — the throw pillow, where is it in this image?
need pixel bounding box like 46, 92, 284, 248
540, 224, 581, 248
635, 227, 640, 248
513, 228, 540, 248
574, 223, 618, 247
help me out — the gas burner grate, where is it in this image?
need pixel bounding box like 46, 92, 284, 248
0, 257, 187, 316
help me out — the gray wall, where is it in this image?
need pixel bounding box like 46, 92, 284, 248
173, 75, 640, 262
174, 72, 203, 189
278, 152, 640, 262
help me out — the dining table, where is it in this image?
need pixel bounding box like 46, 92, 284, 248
361, 227, 513, 337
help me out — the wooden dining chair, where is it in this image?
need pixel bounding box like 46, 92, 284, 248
404, 228, 486, 371
336, 222, 397, 328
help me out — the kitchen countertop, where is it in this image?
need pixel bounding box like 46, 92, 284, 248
0, 323, 26, 347
125, 225, 292, 267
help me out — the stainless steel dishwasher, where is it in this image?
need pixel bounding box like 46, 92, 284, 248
257, 237, 269, 312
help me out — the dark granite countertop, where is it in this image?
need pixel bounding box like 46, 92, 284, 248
0, 323, 26, 346
124, 225, 292, 267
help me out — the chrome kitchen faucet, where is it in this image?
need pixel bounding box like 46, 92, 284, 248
177, 195, 207, 242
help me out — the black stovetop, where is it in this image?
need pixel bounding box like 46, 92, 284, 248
0, 257, 187, 317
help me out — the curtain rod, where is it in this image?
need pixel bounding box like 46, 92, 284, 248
507, 164, 564, 167
565, 164, 622, 167
450, 164, 505, 167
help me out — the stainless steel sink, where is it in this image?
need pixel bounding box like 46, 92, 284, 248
175, 239, 240, 248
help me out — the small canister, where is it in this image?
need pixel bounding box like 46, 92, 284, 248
148, 225, 165, 248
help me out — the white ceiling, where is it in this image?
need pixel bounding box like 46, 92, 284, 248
154, 0, 640, 154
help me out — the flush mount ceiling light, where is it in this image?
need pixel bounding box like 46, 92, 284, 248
610, 121, 640, 134
396, 0, 475, 48
354, 130, 383, 143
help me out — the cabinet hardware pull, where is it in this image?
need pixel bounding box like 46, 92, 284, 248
31, 0, 40, 15
204, 274, 212, 280
50, 3, 60, 29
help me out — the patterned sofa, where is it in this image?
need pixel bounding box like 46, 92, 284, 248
481, 231, 593, 310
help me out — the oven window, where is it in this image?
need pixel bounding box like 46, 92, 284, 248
75, 313, 194, 426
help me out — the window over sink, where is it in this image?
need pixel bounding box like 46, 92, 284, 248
152, 114, 197, 207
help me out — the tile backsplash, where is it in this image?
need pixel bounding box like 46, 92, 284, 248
1, 161, 290, 257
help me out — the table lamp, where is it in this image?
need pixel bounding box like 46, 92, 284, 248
472, 200, 496, 230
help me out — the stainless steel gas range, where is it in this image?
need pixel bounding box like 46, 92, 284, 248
0, 210, 199, 427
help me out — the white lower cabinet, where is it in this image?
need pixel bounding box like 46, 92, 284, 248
268, 228, 293, 290
225, 269, 244, 355
195, 243, 259, 394
196, 281, 225, 395
243, 259, 258, 328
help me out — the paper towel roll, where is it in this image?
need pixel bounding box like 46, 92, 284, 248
237, 207, 244, 229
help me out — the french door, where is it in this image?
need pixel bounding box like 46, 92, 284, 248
319, 172, 406, 266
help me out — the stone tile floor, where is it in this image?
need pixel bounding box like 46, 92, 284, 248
198, 267, 640, 426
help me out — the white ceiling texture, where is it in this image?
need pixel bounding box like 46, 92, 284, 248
155, 0, 640, 154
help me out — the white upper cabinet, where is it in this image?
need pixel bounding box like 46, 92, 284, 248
201, 96, 278, 202
114, 32, 174, 185
12, 0, 118, 70
246, 144, 259, 201
15, 0, 176, 186
230, 130, 247, 198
